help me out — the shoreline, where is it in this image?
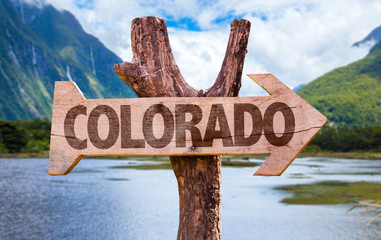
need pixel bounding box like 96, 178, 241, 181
1, 151, 381, 160
298, 152, 381, 160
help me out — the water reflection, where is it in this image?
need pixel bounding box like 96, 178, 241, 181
0, 157, 380, 239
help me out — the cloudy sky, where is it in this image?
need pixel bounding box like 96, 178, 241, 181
38, 0, 380, 96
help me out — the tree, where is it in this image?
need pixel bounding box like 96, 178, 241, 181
114, 17, 250, 240
0, 121, 27, 153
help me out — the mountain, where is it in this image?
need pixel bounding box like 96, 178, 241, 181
0, 0, 137, 120
370, 38, 381, 54
298, 31, 381, 128
293, 83, 305, 92
353, 25, 381, 49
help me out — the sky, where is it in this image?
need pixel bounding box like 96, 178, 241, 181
32, 0, 381, 96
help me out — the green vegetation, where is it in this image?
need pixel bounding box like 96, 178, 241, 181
0, 118, 50, 153
279, 180, 381, 239
276, 181, 381, 205
0, 121, 27, 152
111, 159, 258, 171
298, 49, 381, 128
1, 118, 380, 156
299, 152, 381, 159
304, 125, 381, 153
221, 160, 258, 167
112, 163, 173, 170
0, 0, 136, 120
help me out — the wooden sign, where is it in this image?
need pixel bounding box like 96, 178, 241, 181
49, 74, 326, 176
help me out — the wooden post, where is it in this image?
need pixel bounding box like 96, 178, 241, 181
114, 17, 250, 240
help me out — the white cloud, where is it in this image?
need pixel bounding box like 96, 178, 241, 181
42, 0, 381, 96
168, 28, 228, 90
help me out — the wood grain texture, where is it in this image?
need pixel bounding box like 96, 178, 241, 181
49, 75, 327, 176
114, 17, 198, 98
248, 74, 327, 175
114, 16, 250, 240
48, 16, 326, 240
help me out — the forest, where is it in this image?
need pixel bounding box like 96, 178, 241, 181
0, 118, 50, 153
0, 118, 380, 154
305, 125, 381, 152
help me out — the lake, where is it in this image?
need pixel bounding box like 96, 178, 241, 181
0, 157, 380, 240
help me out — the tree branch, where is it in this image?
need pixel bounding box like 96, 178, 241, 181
114, 16, 251, 240
205, 19, 251, 97
114, 16, 198, 97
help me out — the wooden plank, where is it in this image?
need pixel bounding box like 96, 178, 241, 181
49, 74, 327, 176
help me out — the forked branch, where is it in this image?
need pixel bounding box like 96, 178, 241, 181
114, 16, 250, 98
114, 16, 250, 240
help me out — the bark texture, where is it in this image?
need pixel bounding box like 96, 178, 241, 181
114, 16, 250, 240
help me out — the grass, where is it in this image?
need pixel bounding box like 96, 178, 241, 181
112, 163, 173, 170
0, 151, 49, 158
299, 152, 381, 160
276, 181, 381, 205
221, 160, 258, 167
111, 158, 258, 171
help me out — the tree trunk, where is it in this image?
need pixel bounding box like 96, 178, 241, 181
114, 16, 250, 240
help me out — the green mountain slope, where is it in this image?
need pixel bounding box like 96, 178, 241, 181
0, 0, 136, 120
298, 47, 381, 127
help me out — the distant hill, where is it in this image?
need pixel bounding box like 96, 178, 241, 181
293, 84, 306, 92
370, 38, 381, 54
353, 25, 381, 49
0, 0, 136, 120
298, 31, 381, 127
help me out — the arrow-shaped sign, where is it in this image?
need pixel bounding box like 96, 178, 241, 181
49, 74, 326, 176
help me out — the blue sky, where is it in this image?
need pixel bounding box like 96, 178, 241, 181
165, 17, 202, 31
40, 0, 381, 96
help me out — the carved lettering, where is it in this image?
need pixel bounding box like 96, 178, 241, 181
203, 104, 234, 147
88, 105, 119, 149
263, 102, 295, 146
175, 104, 203, 148
234, 103, 262, 146
143, 104, 174, 148
121, 105, 145, 148
63, 102, 296, 150
64, 105, 87, 150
